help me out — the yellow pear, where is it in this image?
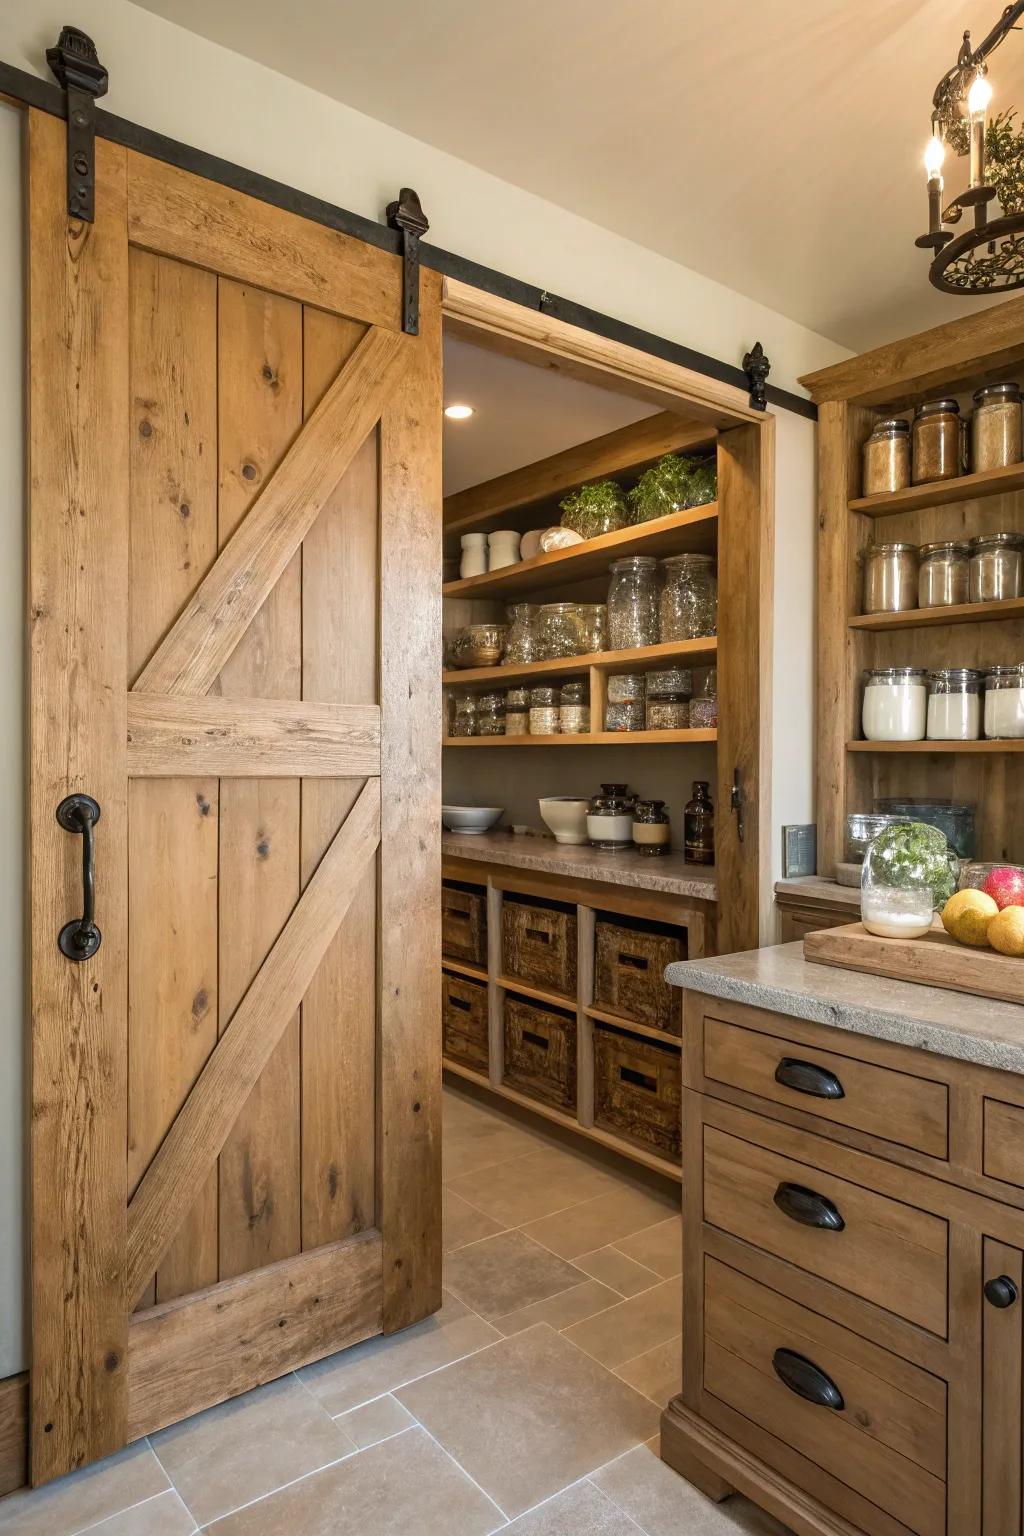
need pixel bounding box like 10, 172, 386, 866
941, 888, 998, 947
989, 905, 1024, 959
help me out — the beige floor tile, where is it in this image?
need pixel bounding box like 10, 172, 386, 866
443, 1123, 552, 1181
614, 1336, 682, 1407
0, 1440, 169, 1536
522, 1185, 676, 1261
575, 1245, 662, 1298
444, 1228, 585, 1319
298, 1293, 501, 1417
504, 1478, 639, 1533
445, 1146, 624, 1227
592, 1444, 792, 1535
563, 1278, 682, 1370
335, 1394, 417, 1449
151, 1372, 353, 1527
614, 1217, 683, 1279
205, 1426, 502, 1535
397, 1324, 658, 1519
495, 1279, 621, 1337
87, 1490, 197, 1534
443, 1186, 507, 1252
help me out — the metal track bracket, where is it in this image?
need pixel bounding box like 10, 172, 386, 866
46, 26, 108, 222
386, 187, 429, 335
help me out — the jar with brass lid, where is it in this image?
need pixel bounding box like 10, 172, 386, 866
918, 541, 969, 608
972, 382, 1022, 472
912, 399, 961, 485
861, 417, 910, 497
862, 542, 919, 615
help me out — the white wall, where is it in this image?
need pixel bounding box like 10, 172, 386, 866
0, 1, 847, 1377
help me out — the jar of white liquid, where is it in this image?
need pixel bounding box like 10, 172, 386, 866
860, 882, 936, 939
926, 669, 982, 740
862, 667, 927, 742
984, 664, 1024, 739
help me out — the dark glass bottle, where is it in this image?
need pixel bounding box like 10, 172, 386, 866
684, 781, 715, 866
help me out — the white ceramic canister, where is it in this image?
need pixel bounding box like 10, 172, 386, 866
520, 528, 547, 561
460, 532, 487, 579
488, 529, 521, 570
861, 667, 927, 742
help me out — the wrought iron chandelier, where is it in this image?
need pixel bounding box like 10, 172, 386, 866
917, 2, 1024, 293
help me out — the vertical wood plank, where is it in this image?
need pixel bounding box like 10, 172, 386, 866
126, 248, 219, 1305
982, 1238, 1023, 1535
28, 111, 130, 1482
576, 904, 596, 1128
486, 882, 504, 1087
300, 310, 378, 1249
379, 269, 443, 1330
216, 280, 303, 1278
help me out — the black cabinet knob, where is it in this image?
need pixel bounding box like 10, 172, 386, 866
773, 1181, 845, 1232
985, 1275, 1019, 1309
774, 1058, 845, 1100
772, 1348, 845, 1411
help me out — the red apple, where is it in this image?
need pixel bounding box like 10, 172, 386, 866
981, 865, 1024, 911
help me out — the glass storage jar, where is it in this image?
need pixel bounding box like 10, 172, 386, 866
659, 553, 717, 639
926, 669, 982, 741
604, 699, 645, 732
633, 800, 671, 856
559, 680, 590, 734
918, 541, 969, 608
504, 604, 540, 665
505, 687, 530, 736
912, 399, 961, 484
984, 665, 1024, 739
862, 667, 927, 741
606, 672, 645, 704
528, 686, 560, 736
646, 666, 692, 698
586, 784, 635, 850
451, 694, 477, 737
475, 691, 506, 737
684, 781, 715, 866
862, 418, 911, 496
689, 667, 718, 729
537, 602, 607, 659
860, 822, 957, 939
969, 532, 1024, 602
646, 692, 689, 730
875, 798, 977, 860
862, 542, 919, 614
972, 382, 1022, 471
607, 556, 660, 649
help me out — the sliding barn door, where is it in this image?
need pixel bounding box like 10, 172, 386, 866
28, 108, 441, 1484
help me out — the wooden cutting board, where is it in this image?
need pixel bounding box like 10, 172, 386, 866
803, 921, 1024, 1005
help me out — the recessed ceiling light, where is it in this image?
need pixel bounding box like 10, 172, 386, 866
444, 403, 475, 420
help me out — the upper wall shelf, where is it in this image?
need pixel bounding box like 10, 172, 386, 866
444, 728, 717, 748
847, 739, 1024, 753
849, 460, 1024, 518
443, 410, 718, 539
849, 596, 1024, 632
443, 504, 718, 599
443, 636, 717, 689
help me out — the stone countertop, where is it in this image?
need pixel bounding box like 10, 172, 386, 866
442, 830, 717, 901
666, 941, 1024, 1075
774, 878, 861, 908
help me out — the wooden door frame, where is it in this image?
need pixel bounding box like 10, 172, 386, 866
441, 279, 775, 952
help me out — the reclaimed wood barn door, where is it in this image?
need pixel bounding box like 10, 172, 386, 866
28, 108, 441, 1484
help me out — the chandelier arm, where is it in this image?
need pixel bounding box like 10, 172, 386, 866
932, 2, 1024, 121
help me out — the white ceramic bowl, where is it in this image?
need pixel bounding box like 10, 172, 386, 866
538, 797, 590, 845
442, 805, 504, 835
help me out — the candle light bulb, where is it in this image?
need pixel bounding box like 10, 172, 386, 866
968, 70, 993, 117
924, 135, 945, 178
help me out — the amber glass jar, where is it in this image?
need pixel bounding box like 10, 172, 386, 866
861, 418, 910, 496
684, 781, 715, 866
912, 399, 961, 485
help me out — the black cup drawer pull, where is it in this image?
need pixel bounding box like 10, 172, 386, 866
772, 1348, 845, 1411
985, 1274, 1019, 1309
773, 1181, 845, 1232
774, 1058, 845, 1100
56, 793, 102, 961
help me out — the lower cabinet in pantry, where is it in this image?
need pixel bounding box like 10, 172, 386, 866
593, 1025, 682, 1161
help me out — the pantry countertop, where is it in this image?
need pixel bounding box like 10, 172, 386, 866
665, 940, 1024, 1074
442, 830, 718, 901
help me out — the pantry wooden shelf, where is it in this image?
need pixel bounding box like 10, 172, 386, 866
848, 596, 1024, 631
443, 636, 717, 688
497, 974, 576, 1011
847, 739, 1024, 753
584, 1004, 683, 1049
444, 728, 717, 747
441, 957, 488, 983
443, 504, 718, 599
849, 459, 1024, 517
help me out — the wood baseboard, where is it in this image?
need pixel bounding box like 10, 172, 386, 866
0, 1372, 28, 1497
659, 1398, 858, 1536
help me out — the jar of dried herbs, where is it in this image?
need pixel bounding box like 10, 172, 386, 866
476, 691, 506, 736
861, 418, 910, 497
451, 694, 478, 738
604, 699, 645, 732
918, 541, 969, 608
505, 687, 530, 736
912, 399, 961, 485
972, 382, 1022, 472
559, 680, 590, 734
504, 604, 540, 664
607, 556, 660, 649
529, 686, 560, 736
689, 667, 718, 729
660, 553, 717, 639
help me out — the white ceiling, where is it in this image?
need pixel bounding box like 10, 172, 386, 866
134, 0, 1024, 353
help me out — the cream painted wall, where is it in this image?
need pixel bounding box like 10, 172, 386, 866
0, 2, 845, 1377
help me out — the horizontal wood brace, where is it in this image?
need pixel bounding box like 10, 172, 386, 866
127, 695, 381, 776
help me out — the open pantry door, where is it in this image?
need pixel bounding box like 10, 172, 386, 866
28, 108, 441, 1484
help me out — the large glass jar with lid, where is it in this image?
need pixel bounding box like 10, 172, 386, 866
918, 541, 969, 608
984, 665, 1024, 739
862, 667, 927, 741
972, 382, 1023, 471
969, 532, 1024, 602
862, 417, 911, 496
912, 399, 961, 484
537, 602, 607, 659
607, 556, 660, 649
862, 542, 918, 614
504, 604, 540, 665
926, 669, 982, 741
860, 822, 957, 939
659, 553, 717, 639
586, 784, 636, 850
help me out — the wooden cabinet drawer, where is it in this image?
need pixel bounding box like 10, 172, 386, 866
703, 1125, 948, 1335
703, 1258, 946, 1536
703, 1015, 948, 1159
984, 1098, 1024, 1188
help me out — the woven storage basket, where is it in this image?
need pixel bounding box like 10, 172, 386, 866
594, 920, 684, 1034
594, 1024, 681, 1159
502, 897, 577, 996
442, 882, 487, 967
503, 995, 577, 1111
442, 972, 489, 1073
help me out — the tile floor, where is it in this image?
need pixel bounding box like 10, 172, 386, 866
0, 1085, 790, 1534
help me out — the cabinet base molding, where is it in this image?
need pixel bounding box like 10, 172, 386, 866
660, 1399, 860, 1536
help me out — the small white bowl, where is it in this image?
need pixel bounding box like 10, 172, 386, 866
539, 797, 590, 845
442, 805, 504, 835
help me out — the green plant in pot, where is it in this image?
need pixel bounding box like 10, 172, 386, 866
559, 479, 630, 539
628, 454, 718, 523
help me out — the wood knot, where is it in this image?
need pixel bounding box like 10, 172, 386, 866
257, 838, 270, 859
196, 794, 212, 818
179, 503, 191, 520
242, 462, 258, 482
139, 420, 153, 439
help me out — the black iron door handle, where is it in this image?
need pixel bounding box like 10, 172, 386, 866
772, 1348, 845, 1410
774, 1058, 845, 1100
985, 1275, 1019, 1309
56, 794, 101, 960
773, 1181, 845, 1231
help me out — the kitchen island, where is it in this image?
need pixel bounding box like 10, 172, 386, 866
662, 941, 1024, 1536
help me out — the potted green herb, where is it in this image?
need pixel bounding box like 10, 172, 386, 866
559, 480, 630, 539
628, 454, 718, 523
